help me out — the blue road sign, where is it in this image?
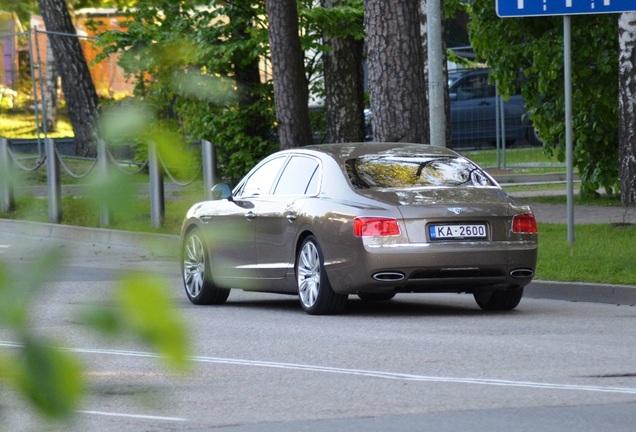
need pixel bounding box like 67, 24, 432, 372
497, 0, 636, 17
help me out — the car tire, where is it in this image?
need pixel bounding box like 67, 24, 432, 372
182, 229, 230, 305
296, 236, 347, 315
473, 287, 523, 311
357, 292, 396, 301
527, 125, 543, 147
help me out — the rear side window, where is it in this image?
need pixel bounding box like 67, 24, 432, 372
345, 155, 495, 189
274, 156, 320, 196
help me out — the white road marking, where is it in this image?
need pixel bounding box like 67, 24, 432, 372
2, 341, 636, 396
78, 410, 186, 422
0, 244, 9, 253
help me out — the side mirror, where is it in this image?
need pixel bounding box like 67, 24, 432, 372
210, 183, 232, 200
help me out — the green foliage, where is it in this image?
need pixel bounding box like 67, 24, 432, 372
0, 249, 85, 419
301, 0, 364, 41
95, 0, 277, 181
15, 336, 85, 419
93, 0, 370, 181
80, 273, 191, 371
468, 1, 619, 198
299, 0, 364, 109
0, 0, 37, 25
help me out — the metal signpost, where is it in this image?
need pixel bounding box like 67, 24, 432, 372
496, 0, 636, 244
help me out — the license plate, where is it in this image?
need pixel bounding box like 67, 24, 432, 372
429, 224, 487, 240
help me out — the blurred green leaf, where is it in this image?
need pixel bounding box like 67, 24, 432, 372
116, 273, 190, 371
0, 351, 18, 382
15, 337, 84, 419
0, 248, 64, 327
87, 169, 139, 223
172, 71, 236, 104
76, 304, 123, 336
99, 102, 156, 145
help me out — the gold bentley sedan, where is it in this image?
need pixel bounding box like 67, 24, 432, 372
181, 142, 538, 315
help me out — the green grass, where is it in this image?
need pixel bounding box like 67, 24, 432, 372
461, 146, 565, 173
536, 223, 636, 285
526, 194, 622, 206
0, 192, 193, 235
12, 156, 149, 185
503, 182, 576, 193
0, 110, 74, 138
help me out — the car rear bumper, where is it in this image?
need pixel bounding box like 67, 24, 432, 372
325, 241, 537, 294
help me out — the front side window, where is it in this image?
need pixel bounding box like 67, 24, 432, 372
454, 74, 495, 101
345, 155, 495, 189
239, 156, 287, 197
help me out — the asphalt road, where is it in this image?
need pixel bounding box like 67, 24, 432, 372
1, 232, 636, 431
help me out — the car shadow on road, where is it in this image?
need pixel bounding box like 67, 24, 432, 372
344, 297, 504, 317
181, 292, 525, 318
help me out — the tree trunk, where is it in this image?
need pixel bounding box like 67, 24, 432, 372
230, 1, 270, 141
321, 0, 365, 143
365, 0, 427, 143
37, 0, 99, 157
265, 0, 312, 149
619, 12, 636, 206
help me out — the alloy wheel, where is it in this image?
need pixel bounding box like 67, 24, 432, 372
297, 241, 321, 308
183, 233, 206, 299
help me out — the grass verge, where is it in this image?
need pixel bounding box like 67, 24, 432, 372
526, 194, 623, 206
0, 188, 195, 236
536, 223, 636, 286
0, 110, 74, 138
461, 146, 564, 172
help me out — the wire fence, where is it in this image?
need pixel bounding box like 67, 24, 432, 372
0, 136, 218, 228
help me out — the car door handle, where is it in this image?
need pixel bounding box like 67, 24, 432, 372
286, 214, 297, 222
245, 211, 256, 220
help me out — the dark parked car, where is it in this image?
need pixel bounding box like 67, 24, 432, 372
181, 142, 538, 315
365, 68, 540, 148
449, 68, 539, 148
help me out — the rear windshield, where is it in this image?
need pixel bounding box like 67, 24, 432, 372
345, 155, 496, 189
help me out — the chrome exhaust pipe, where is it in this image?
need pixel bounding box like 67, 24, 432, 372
372, 272, 406, 282
510, 268, 534, 278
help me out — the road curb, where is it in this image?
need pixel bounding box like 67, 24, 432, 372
526, 280, 636, 306
0, 218, 179, 252
2, 218, 635, 306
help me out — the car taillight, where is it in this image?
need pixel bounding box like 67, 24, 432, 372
354, 217, 401, 237
512, 213, 537, 234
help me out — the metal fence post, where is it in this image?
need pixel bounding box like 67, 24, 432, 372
45, 137, 61, 223
202, 139, 218, 200
0, 137, 15, 213
97, 138, 110, 227
148, 141, 164, 228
